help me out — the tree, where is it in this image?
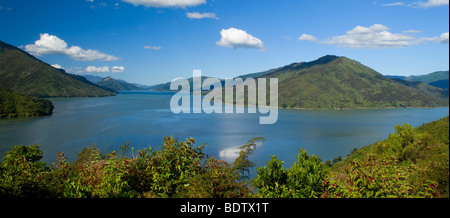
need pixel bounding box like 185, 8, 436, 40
233, 137, 265, 181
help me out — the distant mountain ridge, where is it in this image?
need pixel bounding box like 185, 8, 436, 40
0, 40, 117, 97
82, 75, 151, 91
96, 76, 145, 91
153, 55, 448, 109
386, 71, 449, 90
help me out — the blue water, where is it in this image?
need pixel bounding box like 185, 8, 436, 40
0, 91, 448, 169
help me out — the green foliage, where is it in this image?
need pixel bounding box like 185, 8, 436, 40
0, 145, 48, 197
233, 137, 265, 181
126, 136, 206, 197
3, 136, 251, 198
287, 149, 327, 198
326, 117, 449, 198
253, 149, 327, 198
325, 155, 435, 198
179, 157, 250, 198
253, 155, 290, 198
0, 86, 53, 118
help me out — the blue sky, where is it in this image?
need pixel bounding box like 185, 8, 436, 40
0, 0, 448, 85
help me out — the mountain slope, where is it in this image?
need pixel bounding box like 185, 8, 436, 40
97, 77, 143, 91
429, 79, 449, 90
407, 71, 449, 84
0, 40, 117, 97
391, 78, 449, 103
386, 71, 449, 89
259, 55, 448, 109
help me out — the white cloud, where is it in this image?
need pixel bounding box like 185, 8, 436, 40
51, 64, 63, 69
85, 66, 110, 73
414, 0, 449, 8
439, 32, 449, 43
84, 66, 125, 73
323, 24, 415, 48
112, 66, 125, 73
216, 28, 265, 50
421, 32, 450, 43
301, 24, 448, 49
25, 33, 119, 61
186, 12, 219, 20
122, 0, 206, 8
379, 0, 448, 8
381, 2, 405, 6
65, 67, 84, 74
298, 34, 318, 42
403, 29, 421, 33
144, 45, 162, 50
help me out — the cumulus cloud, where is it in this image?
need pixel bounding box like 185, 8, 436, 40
216, 28, 265, 50
421, 32, 450, 43
300, 24, 448, 49
186, 12, 219, 20
112, 66, 125, 73
323, 24, 415, 48
122, 0, 206, 8
25, 33, 119, 61
298, 34, 318, 42
85, 66, 110, 73
439, 32, 449, 43
51, 64, 63, 69
144, 45, 162, 50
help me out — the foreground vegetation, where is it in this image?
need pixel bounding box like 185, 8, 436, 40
0, 117, 448, 198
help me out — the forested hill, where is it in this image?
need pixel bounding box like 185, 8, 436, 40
0, 86, 53, 118
0, 40, 117, 98
260, 55, 448, 109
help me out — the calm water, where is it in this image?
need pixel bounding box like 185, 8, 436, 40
0, 91, 448, 169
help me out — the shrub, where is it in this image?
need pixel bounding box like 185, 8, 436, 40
0, 145, 48, 197
253, 149, 327, 198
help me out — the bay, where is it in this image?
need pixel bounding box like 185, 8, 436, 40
0, 91, 448, 169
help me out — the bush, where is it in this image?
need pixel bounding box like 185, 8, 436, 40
0, 145, 48, 197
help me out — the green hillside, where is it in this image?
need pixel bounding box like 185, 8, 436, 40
260, 55, 448, 109
325, 116, 449, 198
387, 71, 449, 89
0, 40, 117, 98
407, 71, 449, 84
391, 78, 449, 103
0, 86, 53, 118
97, 77, 143, 91
429, 79, 449, 90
